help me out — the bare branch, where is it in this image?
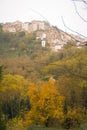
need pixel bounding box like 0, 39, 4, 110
82, 0, 87, 5
73, 0, 87, 22
61, 16, 87, 40
72, 0, 87, 4
29, 8, 49, 24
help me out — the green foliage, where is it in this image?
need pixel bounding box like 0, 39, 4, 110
0, 65, 3, 82
0, 32, 11, 43
0, 24, 3, 32
62, 109, 82, 129
0, 31, 40, 56
63, 41, 76, 49
6, 117, 26, 130
0, 120, 6, 130
0, 74, 30, 119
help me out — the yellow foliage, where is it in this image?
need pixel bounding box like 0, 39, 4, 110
24, 79, 64, 126
0, 74, 29, 103
6, 117, 26, 130
66, 108, 82, 121
27, 85, 39, 105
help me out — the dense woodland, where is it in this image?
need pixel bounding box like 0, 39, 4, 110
0, 24, 87, 130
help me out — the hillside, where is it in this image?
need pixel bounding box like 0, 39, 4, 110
0, 20, 87, 130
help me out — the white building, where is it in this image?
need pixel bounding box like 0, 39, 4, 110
41, 33, 46, 40
41, 40, 46, 47
41, 33, 46, 47
22, 22, 29, 32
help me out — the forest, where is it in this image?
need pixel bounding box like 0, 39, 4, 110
0, 24, 87, 130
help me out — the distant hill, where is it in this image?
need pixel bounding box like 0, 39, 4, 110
1, 20, 87, 52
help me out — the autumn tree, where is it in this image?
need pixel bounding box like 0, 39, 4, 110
0, 66, 6, 130
24, 79, 64, 127
0, 65, 3, 82
0, 74, 30, 119
81, 80, 87, 114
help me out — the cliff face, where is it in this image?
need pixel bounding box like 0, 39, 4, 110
2, 20, 86, 51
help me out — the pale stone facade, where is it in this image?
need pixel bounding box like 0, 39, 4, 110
22, 22, 29, 32
3, 21, 22, 32
32, 20, 45, 30
2, 20, 46, 33
2, 23, 16, 32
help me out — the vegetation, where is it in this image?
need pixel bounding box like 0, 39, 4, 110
0, 27, 87, 130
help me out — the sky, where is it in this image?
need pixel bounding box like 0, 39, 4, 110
0, 0, 87, 38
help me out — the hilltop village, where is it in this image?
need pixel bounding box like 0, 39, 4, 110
2, 20, 84, 51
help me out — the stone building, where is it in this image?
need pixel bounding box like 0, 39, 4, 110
2, 20, 46, 33
32, 20, 45, 30
22, 22, 29, 32
3, 21, 22, 32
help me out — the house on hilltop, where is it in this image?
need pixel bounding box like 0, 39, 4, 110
2, 20, 47, 33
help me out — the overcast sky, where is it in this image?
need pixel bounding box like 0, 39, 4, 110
0, 0, 87, 38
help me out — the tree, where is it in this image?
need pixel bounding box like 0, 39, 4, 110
43, 51, 87, 80
0, 66, 3, 82
81, 80, 87, 114
0, 66, 6, 130
0, 24, 3, 33
19, 42, 26, 51
24, 79, 64, 127
0, 74, 29, 119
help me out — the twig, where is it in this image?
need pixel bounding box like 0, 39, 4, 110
61, 16, 87, 40
29, 8, 49, 24
73, 0, 87, 22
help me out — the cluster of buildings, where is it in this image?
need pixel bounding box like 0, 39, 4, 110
2, 20, 85, 51
2, 20, 47, 33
